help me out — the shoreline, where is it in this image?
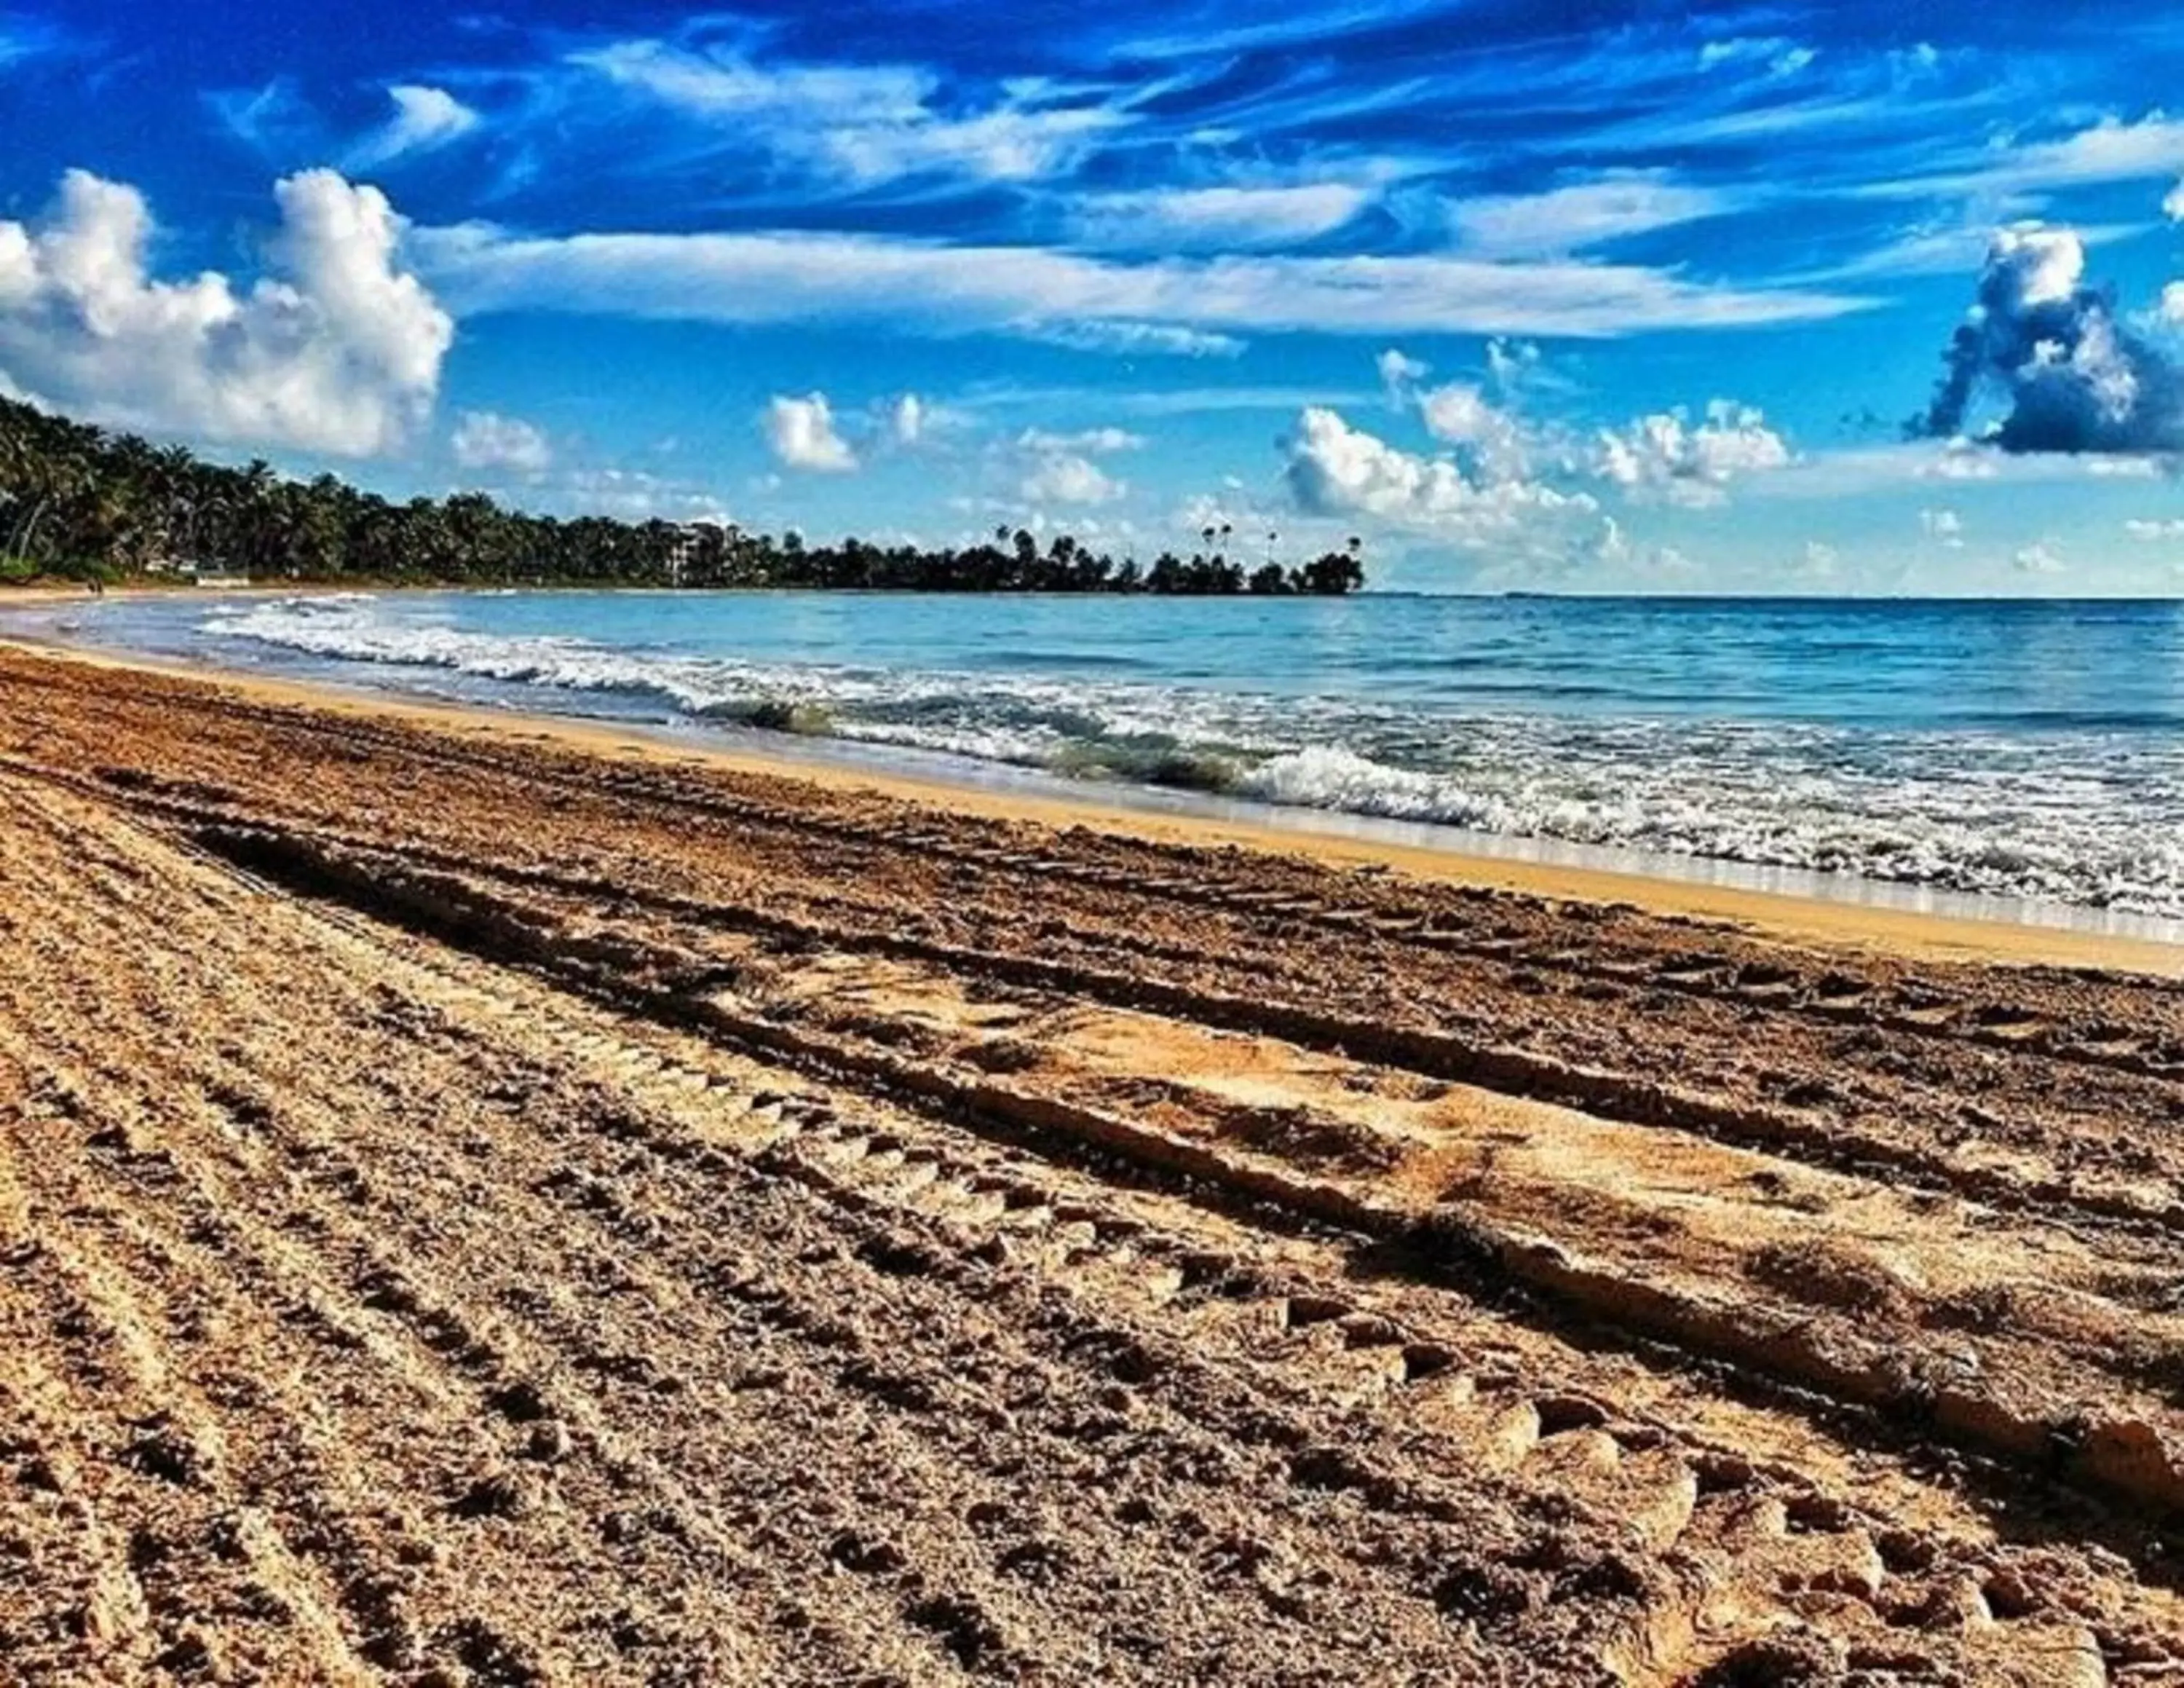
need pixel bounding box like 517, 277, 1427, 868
7, 631, 2180, 976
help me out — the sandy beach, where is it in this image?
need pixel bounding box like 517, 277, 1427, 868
6, 638, 2184, 1684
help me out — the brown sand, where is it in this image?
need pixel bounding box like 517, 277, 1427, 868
8, 633, 2179, 977
4, 642, 2183, 1684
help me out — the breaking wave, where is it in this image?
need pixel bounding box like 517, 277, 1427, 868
199, 595, 2184, 918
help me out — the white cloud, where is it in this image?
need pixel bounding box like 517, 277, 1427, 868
1026, 320, 1245, 358
1867, 114, 2184, 202
1414, 380, 1538, 484
0, 17, 68, 68
415, 221, 1869, 343
1697, 37, 1816, 76
1172, 491, 1257, 539
1485, 338, 1542, 390
1281, 406, 1591, 537
0, 168, 451, 456
1072, 184, 1369, 251
1919, 507, 1965, 547
2167, 178, 2184, 222
1914, 223, 2184, 455
347, 84, 481, 171
1016, 426, 1142, 454
1010, 424, 1138, 505
555, 465, 730, 521
2125, 518, 2184, 540
2014, 540, 2065, 574
2005, 115, 2184, 191
1593, 400, 1791, 505
1730, 438, 2180, 500
1447, 171, 1733, 257
1418, 381, 1511, 443
451, 409, 551, 474
888, 393, 925, 446
763, 392, 858, 472
574, 39, 1122, 188
1020, 451, 1124, 505
1376, 347, 1428, 400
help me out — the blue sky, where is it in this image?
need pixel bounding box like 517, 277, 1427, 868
4, 1, 2184, 591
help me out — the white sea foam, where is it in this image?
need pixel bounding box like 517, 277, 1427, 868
200, 595, 2184, 918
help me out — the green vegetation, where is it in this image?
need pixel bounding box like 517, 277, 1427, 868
0, 398, 1366, 596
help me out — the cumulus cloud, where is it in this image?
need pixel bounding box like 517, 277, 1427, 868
1370, 345, 1548, 486
346, 84, 482, 171
2125, 518, 2184, 540
451, 410, 550, 474
763, 392, 858, 472
1593, 401, 1791, 504
2014, 540, 2065, 574
1012, 425, 1137, 505
1281, 406, 1591, 537
1914, 224, 2184, 455
1376, 348, 1428, 401
0, 167, 451, 455
1019, 451, 1123, 505
887, 393, 925, 446
1417, 381, 1532, 481
1920, 507, 1965, 547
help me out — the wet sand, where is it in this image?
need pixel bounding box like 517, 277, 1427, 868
9, 632, 2180, 977
4, 641, 2184, 1684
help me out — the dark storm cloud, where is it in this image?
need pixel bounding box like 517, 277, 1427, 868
1915, 226, 2184, 455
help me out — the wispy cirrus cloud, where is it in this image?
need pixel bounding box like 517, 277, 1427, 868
1695, 36, 1818, 76
0, 11, 71, 68
206, 77, 321, 156
414, 220, 1869, 344
1858, 112, 2184, 202
1069, 183, 1371, 251
1445, 171, 1738, 258
1022, 320, 1245, 358
566, 34, 1129, 190
345, 84, 483, 172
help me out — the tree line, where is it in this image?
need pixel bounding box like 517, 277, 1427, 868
0, 398, 1367, 595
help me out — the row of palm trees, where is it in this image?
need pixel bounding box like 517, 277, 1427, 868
0, 398, 1368, 596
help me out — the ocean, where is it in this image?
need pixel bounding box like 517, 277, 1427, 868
14, 588, 2184, 934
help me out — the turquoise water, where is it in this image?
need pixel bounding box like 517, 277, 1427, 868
16, 589, 2184, 922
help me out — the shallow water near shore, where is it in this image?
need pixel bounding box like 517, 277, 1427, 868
14, 587, 2184, 933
